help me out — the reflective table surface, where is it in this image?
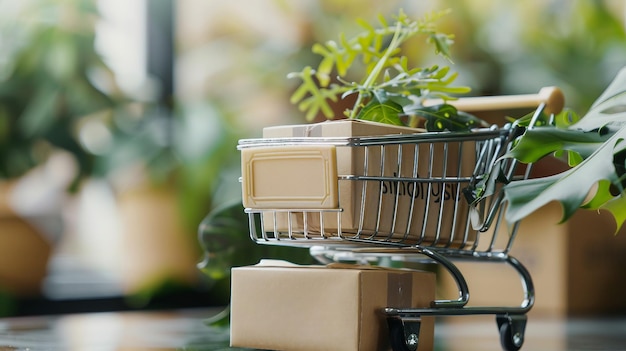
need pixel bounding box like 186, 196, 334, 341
0, 308, 624, 350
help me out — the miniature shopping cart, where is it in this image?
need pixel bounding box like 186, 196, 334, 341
238, 87, 564, 351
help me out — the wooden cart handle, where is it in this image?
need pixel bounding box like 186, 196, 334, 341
430, 86, 565, 115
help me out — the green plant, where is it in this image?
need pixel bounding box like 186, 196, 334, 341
288, 9, 486, 131
286, 7, 626, 231
496, 67, 626, 230
0, 0, 123, 188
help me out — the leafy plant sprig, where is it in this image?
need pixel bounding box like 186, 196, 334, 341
478, 67, 626, 232
289, 9, 484, 131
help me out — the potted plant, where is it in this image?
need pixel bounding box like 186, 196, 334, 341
0, 0, 125, 297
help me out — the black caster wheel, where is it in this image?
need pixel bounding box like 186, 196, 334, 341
387, 316, 421, 351
497, 314, 527, 351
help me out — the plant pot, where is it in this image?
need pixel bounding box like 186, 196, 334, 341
0, 182, 52, 297
117, 184, 201, 295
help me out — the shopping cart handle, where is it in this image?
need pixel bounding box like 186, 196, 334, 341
431, 86, 565, 116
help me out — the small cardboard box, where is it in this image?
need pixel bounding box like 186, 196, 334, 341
230, 260, 436, 351
241, 119, 477, 247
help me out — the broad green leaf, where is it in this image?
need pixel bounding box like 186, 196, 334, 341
573, 93, 626, 132
581, 180, 615, 209
553, 109, 582, 128
504, 128, 626, 224
405, 104, 486, 131
509, 111, 551, 128
600, 192, 626, 232
511, 109, 579, 130
465, 159, 512, 205
506, 127, 609, 163
197, 202, 313, 281
567, 150, 584, 167
357, 92, 403, 125
572, 66, 626, 131
502, 67, 626, 228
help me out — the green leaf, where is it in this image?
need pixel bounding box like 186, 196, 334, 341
288, 66, 344, 121
197, 202, 313, 281
567, 150, 584, 167
405, 104, 486, 132
504, 128, 626, 224
553, 109, 582, 128
581, 180, 615, 209
428, 32, 453, 60
357, 92, 404, 126
356, 17, 375, 32
316, 57, 333, 87
571, 67, 626, 131
600, 192, 626, 233
18, 87, 59, 137
500, 67, 626, 228
506, 127, 610, 163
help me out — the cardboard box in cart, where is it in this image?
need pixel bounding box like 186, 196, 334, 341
241, 119, 477, 246
230, 260, 435, 351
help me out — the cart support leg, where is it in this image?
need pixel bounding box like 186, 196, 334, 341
387, 316, 421, 351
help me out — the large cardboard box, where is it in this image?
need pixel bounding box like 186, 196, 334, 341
230, 260, 436, 351
241, 119, 478, 247
439, 201, 626, 316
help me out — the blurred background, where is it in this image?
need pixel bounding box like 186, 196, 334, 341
0, 0, 625, 316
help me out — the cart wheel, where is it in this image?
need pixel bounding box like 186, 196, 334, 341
387, 317, 421, 351
496, 314, 526, 351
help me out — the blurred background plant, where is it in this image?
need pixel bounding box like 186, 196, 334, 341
179, 0, 626, 131
439, 0, 626, 112
0, 0, 122, 184
0, 0, 132, 304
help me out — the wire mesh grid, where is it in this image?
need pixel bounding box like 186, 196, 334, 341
241, 125, 525, 259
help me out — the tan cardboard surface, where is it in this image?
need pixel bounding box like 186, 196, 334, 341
230, 261, 435, 351
262, 119, 426, 138
439, 201, 626, 316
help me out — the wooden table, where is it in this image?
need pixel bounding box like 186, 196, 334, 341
0, 308, 623, 350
